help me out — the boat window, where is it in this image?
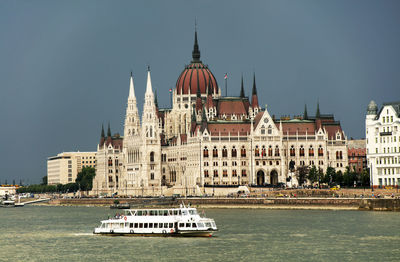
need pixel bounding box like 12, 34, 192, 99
164, 223, 168, 228
173, 210, 178, 215
164, 210, 169, 216
144, 223, 148, 228
182, 210, 188, 216
158, 210, 163, 216
130, 223, 133, 228
150, 210, 156, 216
149, 223, 153, 228
186, 223, 191, 228
169, 223, 173, 228
142, 211, 148, 216
137, 211, 142, 216
179, 210, 182, 215
197, 222, 204, 228
189, 210, 197, 215
139, 223, 143, 228
125, 222, 128, 227
179, 223, 184, 227
211, 222, 216, 228
120, 223, 124, 228
205, 222, 211, 228
192, 223, 197, 228
154, 223, 158, 228
134, 223, 138, 228
159, 223, 163, 228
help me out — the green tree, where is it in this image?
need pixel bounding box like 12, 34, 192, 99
296, 166, 309, 186
307, 166, 318, 185
41, 176, 48, 185
360, 169, 370, 187
324, 167, 336, 185
75, 167, 96, 192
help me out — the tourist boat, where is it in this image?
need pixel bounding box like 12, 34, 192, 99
93, 204, 218, 237
0, 200, 15, 208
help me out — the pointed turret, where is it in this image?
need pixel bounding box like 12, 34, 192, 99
202, 105, 207, 123
129, 72, 136, 99
206, 83, 214, 109
195, 85, 203, 112
145, 66, 153, 95
251, 73, 259, 108
100, 124, 105, 146
154, 89, 158, 108
316, 102, 320, 118
304, 104, 308, 120
240, 75, 245, 98
107, 123, 111, 137
192, 29, 201, 63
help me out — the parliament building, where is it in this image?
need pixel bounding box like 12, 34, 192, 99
91, 31, 348, 196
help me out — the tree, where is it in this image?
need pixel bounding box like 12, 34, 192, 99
307, 166, 319, 185
343, 166, 357, 187
296, 166, 309, 186
360, 169, 370, 187
41, 176, 48, 185
75, 167, 96, 192
324, 167, 336, 185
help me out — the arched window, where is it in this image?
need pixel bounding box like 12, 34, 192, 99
241, 146, 246, 157
290, 146, 295, 157
203, 147, 209, 158
299, 145, 305, 157
309, 146, 314, 157
222, 146, 228, 158
150, 152, 155, 162
261, 146, 266, 157
231, 146, 237, 158
213, 147, 218, 158
255, 146, 260, 157
261, 125, 265, 135
108, 157, 112, 167
275, 146, 280, 157
318, 145, 323, 157
339, 151, 343, 159
268, 146, 273, 157
268, 125, 272, 135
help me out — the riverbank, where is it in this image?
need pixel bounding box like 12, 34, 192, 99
44, 197, 400, 211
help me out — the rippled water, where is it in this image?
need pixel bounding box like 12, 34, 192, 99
1, 206, 399, 261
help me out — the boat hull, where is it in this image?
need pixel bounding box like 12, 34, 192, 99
93, 230, 215, 237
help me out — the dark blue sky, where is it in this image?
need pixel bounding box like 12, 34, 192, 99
1, 0, 399, 184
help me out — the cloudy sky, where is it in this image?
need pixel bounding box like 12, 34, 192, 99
1, 0, 399, 184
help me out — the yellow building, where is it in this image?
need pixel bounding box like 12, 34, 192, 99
47, 152, 96, 185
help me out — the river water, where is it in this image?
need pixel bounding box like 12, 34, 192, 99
1, 206, 399, 261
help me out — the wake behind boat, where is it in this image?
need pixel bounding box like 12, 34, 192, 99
93, 204, 217, 237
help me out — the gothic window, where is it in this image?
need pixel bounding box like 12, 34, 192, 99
108, 176, 113, 182
261, 126, 265, 135
232, 170, 237, 177
204, 170, 209, 178
108, 158, 112, 167
213, 170, 218, 177
275, 146, 280, 157
255, 146, 260, 157
150, 152, 155, 162
150, 173, 154, 180
241, 146, 246, 157
232, 147, 237, 157
268, 146, 273, 157
213, 147, 218, 158
222, 146, 228, 157
299, 146, 305, 157
318, 145, 323, 157
261, 146, 266, 157
241, 169, 247, 177
268, 125, 272, 135
223, 170, 228, 177
339, 151, 343, 159
290, 146, 295, 157
309, 146, 314, 157
203, 147, 209, 158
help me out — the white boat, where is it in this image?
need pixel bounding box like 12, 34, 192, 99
93, 204, 218, 237
0, 200, 15, 208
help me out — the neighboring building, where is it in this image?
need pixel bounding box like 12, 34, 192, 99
47, 152, 96, 185
0, 186, 16, 196
348, 139, 367, 173
92, 30, 348, 196
366, 101, 400, 187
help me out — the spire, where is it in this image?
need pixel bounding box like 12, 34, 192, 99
145, 66, 153, 95
202, 106, 207, 123
154, 89, 158, 108
240, 75, 245, 98
101, 124, 105, 138
129, 72, 136, 98
251, 73, 259, 108
304, 104, 308, 120
252, 73, 257, 96
316, 102, 320, 118
107, 122, 111, 137
192, 29, 201, 63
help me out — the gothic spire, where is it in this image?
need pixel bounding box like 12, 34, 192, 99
304, 104, 308, 120
316, 102, 320, 118
240, 74, 245, 98
101, 124, 105, 138
107, 122, 111, 137
145, 66, 153, 95
251, 73, 259, 108
154, 89, 158, 108
129, 72, 136, 99
192, 29, 201, 63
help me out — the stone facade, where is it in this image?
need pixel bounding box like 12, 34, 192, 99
91, 31, 348, 196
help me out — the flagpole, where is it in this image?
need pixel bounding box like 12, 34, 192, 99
169, 88, 173, 108
224, 73, 227, 97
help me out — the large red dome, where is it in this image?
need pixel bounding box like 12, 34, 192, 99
176, 63, 218, 95
175, 31, 218, 95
